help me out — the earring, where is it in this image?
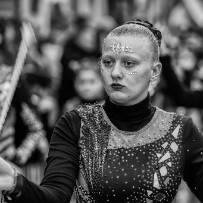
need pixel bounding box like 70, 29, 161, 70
150, 76, 157, 82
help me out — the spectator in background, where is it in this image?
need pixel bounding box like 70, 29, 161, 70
0, 64, 49, 184
0, 18, 49, 184
23, 62, 59, 142
59, 15, 101, 111
0, 18, 21, 66
160, 29, 203, 109
155, 25, 203, 203
63, 64, 105, 113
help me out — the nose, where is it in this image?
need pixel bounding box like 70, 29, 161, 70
111, 61, 123, 80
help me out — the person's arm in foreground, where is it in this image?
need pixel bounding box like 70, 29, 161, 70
183, 118, 203, 201
161, 55, 203, 108
0, 110, 80, 203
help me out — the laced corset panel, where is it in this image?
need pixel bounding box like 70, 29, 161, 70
76, 104, 188, 203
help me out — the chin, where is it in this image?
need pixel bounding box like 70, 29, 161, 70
109, 92, 128, 105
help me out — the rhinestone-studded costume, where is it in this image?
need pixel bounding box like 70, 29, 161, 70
75, 104, 200, 203
6, 96, 203, 203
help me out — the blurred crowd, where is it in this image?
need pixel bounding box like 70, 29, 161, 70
1, 0, 203, 202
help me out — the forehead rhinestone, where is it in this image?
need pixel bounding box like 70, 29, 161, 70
107, 42, 134, 57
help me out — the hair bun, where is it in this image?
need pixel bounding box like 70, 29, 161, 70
125, 19, 162, 47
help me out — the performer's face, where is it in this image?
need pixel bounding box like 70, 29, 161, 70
100, 35, 161, 106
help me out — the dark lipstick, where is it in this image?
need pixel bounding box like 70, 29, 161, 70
111, 83, 124, 90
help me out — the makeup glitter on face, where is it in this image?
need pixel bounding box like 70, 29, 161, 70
107, 42, 134, 57
100, 41, 141, 75
126, 69, 139, 75
100, 65, 140, 76
101, 35, 156, 106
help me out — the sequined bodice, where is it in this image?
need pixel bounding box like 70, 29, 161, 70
76, 105, 187, 203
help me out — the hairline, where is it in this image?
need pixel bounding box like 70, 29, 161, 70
102, 35, 157, 63
102, 24, 160, 63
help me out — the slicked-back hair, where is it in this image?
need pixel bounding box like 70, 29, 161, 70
103, 23, 160, 63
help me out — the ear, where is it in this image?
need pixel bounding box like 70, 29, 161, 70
150, 62, 162, 82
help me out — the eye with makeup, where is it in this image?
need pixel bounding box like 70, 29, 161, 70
122, 57, 140, 70
123, 60, 137, 69
101, 58, 115, 68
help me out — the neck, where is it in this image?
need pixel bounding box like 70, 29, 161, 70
103, 93, 153, 123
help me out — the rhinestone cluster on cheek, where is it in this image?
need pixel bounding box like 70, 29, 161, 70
126, 69, 139, 75
100, 66, 140, 76
75, 105, 187, 203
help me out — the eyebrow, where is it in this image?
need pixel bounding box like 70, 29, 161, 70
102, 52, 142, 61
101, 53, 114, 58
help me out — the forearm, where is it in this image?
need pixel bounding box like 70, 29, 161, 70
6, 174, 68, 203
2, 111, 80, 203
4, 154, 78, 203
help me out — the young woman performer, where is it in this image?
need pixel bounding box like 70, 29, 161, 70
0, 19, 203, 203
